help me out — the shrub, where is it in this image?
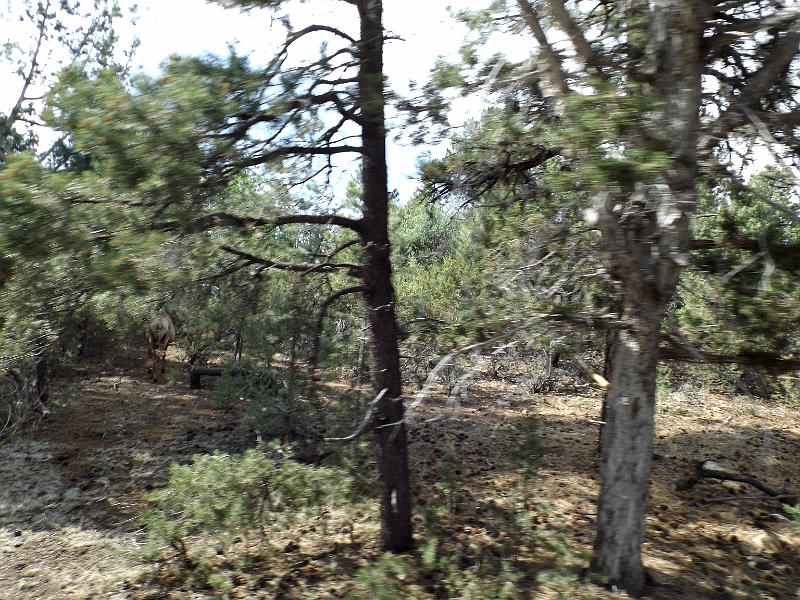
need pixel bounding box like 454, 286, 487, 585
141, 445, 353, 580
211, 367, 321, 444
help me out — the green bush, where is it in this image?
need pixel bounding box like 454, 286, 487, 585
211, 367, 321, 444
348, 538, 523, 600
141, 445, 353, 577
785, 503, 800, 533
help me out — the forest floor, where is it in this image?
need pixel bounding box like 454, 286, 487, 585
1, 350, 800, 599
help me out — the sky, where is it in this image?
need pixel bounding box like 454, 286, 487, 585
1, 0, 502, 199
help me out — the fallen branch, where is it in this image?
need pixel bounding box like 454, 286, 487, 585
659, 343, 800, 373
189, 365, 250, 390
324, 388, 387, 442
674, 460, 798, 507
703, 494, 798, 504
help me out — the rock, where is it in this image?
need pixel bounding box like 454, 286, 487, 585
738, 530, 782, 556
721, 480, 747, 494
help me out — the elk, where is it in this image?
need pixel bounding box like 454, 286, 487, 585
147, 311, 175, 383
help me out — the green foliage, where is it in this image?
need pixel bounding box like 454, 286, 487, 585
437, 440, 462, 518
350, 470, 590, 599
347, 417, 586, 599
784, 503, 800, 533
534, 529, 594, 598
548, 83, 671, 191
0, 150, 164, 379
349, 543, 523, 600
656, 367, 671, 407
211, 366, 320, 443
0, 0, 135, 164
510, 415, 544, 479
670, 171, 800, 378
324, 437, 378, 500
141, 446, 354, 578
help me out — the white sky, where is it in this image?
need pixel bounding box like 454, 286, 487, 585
1, 0, 504, 199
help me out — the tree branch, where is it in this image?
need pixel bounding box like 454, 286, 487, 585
235, 144, 364, 169
310, 285, 367, 373
171, 211, 364, 235
287, 24, 356, 47
273, 213, 364, 231
714, 169, 800, 224
701, 26, 800, 152
8, 0, 50, 126
220, 245, 362, 277
516, 0, 570, 110
545, 0, 605, 78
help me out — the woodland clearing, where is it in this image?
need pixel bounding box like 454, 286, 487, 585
1, 349, 799, 599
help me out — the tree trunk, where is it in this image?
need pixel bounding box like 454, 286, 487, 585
597, 327, 615, 452
354, 321, 368, 385
234, 323, 243, 362
591, 3, 702, 594
357, 0, 413, 552
592, 295, 662, 595
34, 350, 49, 404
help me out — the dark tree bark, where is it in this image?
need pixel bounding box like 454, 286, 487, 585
34, 350, 49, 404
356, 0, 413, 552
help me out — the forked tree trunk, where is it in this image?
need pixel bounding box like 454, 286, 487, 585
357, 0, 413, 552
591, 2, 702, 594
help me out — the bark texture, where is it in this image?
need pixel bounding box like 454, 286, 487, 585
357, 0, 413, 552
591, 1, 703, 594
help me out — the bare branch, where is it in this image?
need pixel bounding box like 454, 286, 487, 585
310, 285, 367, 373
715, 170, 800, 224
287, 24, 356, 46
659, 342, 800, 373
273, 213, 364, 231
220, 245, 362, 277
8, 0, 50, 126
172, 211, 364, 235
516, 0, 570, 110
192, 260, 255, 283
545, 0, 605, 78
743, 106, 800, 189
309, 239, 361, 260
701, 26, 800, 152
324, 388, 388, 442
235, 144, 364, 169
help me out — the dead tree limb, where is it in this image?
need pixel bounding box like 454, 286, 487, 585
189, 365, 250, 390
309, 285, 367, 377
674, 460, 798, 507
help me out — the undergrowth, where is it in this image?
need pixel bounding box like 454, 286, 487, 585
210, 365, 323, 445
138, 415, 595, 598
349, 416, 594, 599
139, 443, 356, 593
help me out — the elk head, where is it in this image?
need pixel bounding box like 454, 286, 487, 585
147, 311, 175, 383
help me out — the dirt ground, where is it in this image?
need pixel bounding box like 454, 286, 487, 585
1, 352, 799, 599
